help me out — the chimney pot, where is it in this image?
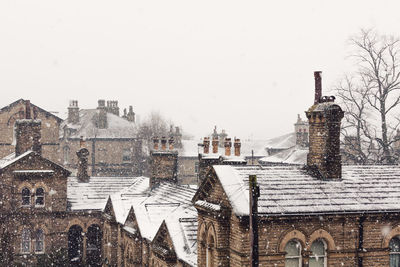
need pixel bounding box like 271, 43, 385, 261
153, 137, 159, 150
203, 137, 210, 154
314, 71, 322, 104
224, 138, 232, 156
161, 136, 167, 151
212, 137, 219, 154
168, 137, 174, 150
234, 138, 241, 156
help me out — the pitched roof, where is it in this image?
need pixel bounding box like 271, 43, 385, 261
264, 132, 295, 149
60, 109, 137, 139
0, 99, 62, 122
67, 176, 148, 211
0, 150, 71, 176
211, 165, 400, 217
259, 146, 308, 165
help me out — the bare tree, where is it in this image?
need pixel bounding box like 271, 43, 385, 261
336, 29, 400, 164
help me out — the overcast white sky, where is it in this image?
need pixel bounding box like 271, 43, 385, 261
1, 0, 399, 140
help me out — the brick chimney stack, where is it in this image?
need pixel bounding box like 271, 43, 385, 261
203, 137, 210, 154
212, 137, 219, 154
306, 71, 344, 179
126, 106, 135, 122
224, 138, 232, 156
76, 147, 90, 182
161, 136, 167, 151
68, 100, 79, 124
234, 138, 241, 156
97, 100, 107, 129
15, 101, 42, 156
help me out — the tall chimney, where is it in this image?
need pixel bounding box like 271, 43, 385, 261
212, 137, 219, 154
97, 100, 107, 129
314, 71, 322, 104
306, 72, 344, 179
203, 137, 210, 154
15, 101, 42, 156
161, 136, 167, 151
234, 138, 241, 156
224, 138, 232, 156
76, 148, 90, 182
68, 100, 79, 124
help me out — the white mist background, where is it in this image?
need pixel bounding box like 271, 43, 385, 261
0, 0, 399, 139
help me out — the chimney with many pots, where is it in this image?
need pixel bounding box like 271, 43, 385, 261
150, 136, 178, 188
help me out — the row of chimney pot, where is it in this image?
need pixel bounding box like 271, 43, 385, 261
203, 137, 241, 156
153, 137, 175, 151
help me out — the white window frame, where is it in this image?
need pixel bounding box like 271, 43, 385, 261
285, 239, 302, 267
34, 229, 45, 254
309, 239, 327, 267
21, 228, 31, 254
21, 187, 31, 207
389, 236, 400, 267
35, 187, 45, 208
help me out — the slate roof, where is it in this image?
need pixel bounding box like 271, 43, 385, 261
212, 165, 400, 217
108, 182, 198, 265
60, 109, 137, 139
67, 176, 148, 211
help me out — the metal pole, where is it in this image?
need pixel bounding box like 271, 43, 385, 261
249, 175, 260, 267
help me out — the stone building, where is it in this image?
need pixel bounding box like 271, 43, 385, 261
0, 99, 63, 163
193, 72, 400, 267
60, 99, 143, 177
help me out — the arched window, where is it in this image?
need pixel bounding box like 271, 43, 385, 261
206, 234, 215, 267
22, 188, 30, 206
309, 239, 326, 267
21, 228, 31, 253
285, 239, 302, 267
390, 237, 400, 267
34, 229, 44, 253
35, 188, 45, 207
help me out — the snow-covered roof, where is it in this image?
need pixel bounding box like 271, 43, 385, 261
259, 146, 308, 165
0, 151, 32, 169
264, 132, 295, 149
67, 176, 148, 211
213, 165, 400, 217
164, 206, 198, 266
60, 109, 137, 139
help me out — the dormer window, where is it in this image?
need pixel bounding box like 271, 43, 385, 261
21, 188, 30, 207
122, 149, 131, 162
35, 188, 45, 207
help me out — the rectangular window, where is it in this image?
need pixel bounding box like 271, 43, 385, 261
195, 162, 199, 174
35, 229, 44, 253
123, 149, 132, 162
